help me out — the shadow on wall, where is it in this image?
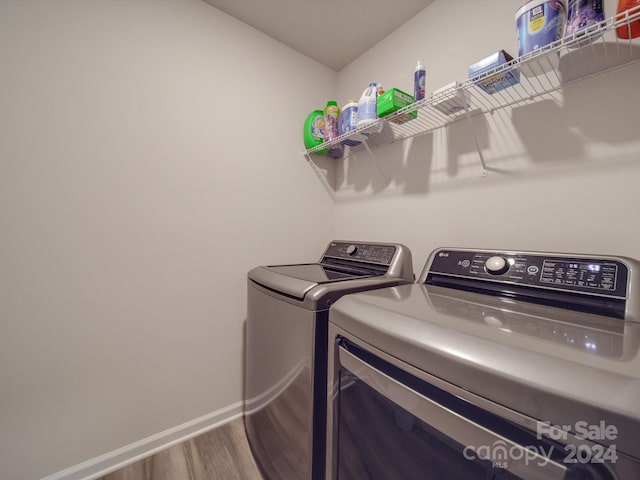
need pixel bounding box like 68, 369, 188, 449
512, 59, 640, 162
334, 129, 434, 196
369, 125, 439, 195
512, 43, 640, 163
333, 112, 489, 196
335, 123, 401, 194
403, 134, 434, 195
559, 42, 640, 85
511, 98, 586, 163
561, 56, 640, 145
446, 112, 489, 178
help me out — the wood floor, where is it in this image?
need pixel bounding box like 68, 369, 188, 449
98, 418, 264, 480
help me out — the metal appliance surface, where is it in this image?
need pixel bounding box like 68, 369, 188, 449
327, 248, 640, 480
244, 241, 413, 480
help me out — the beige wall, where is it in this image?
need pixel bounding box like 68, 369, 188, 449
334, 0, 640, 273
0, 1, 335, 479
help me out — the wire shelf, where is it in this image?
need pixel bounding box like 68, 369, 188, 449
303, 6, 640, 160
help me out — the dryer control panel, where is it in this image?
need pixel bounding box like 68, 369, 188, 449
422, 249, 637, 320
424, 249, 629, 298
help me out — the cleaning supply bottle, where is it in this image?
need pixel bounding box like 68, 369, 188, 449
414, 61, 426, 102
339, 99, 361, 146
617, 0, 640, 38
323, 101, 340, 142
356, 83, 378, 128
565, 0, 605, 45
339, 100, 358, 136
303, 110, 327, 155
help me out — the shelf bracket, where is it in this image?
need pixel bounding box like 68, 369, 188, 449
462, 99, 488, 177
361, 139, 390, 186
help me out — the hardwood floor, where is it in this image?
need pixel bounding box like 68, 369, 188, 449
98, 418, 264, 480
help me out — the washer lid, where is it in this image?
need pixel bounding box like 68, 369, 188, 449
329, 283, 640, 459
249, 263, 380, 300
267, 263, 380, 283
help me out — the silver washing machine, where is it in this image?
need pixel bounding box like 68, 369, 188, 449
244, 240, 413, 480
327, 248, 640, 480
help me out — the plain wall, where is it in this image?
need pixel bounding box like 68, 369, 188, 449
0, 1, 335, 479
334, 0, 640, 272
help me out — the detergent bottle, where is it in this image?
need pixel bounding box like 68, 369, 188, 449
339, 99, 361, 146
565, 0, 605, 46
617, 0, 640, 38
356, 83, 378, 128
323, 101, 340, 143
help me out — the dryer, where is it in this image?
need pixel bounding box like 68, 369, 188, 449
327, 248, 640, 480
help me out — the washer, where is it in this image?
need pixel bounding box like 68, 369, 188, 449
244, 240, 413, 480
327, 247, 640, 480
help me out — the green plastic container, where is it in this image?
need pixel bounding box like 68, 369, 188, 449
376, 88, 417, 124
303, 110, 328, 155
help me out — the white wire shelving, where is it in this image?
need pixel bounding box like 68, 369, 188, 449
302, 6, 640, 177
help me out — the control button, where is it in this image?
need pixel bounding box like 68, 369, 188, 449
527, 265, 540, 275
461, 259, 471, 268
485, 256, 509, 275
346, 244, 358, 256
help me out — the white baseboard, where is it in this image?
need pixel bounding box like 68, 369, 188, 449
40, 401, 244, 480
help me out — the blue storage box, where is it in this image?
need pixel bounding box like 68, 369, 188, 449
468, 50, 520, 95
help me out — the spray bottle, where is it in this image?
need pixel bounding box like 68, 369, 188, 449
414, 61, 426, 102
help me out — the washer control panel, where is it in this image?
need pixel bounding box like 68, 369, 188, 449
426, 249, 629, 299
324, 242, 397, 265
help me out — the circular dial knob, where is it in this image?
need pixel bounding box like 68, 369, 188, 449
485, 256, 509, 275
346, 244, 358, 256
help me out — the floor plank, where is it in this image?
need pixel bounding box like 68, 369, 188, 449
99, 418, 263, 480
